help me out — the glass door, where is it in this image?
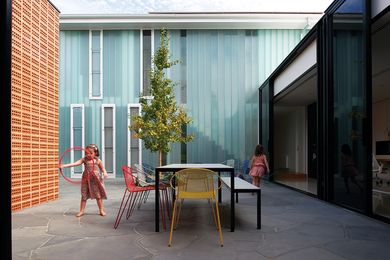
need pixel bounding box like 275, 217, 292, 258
259, 81, 272, 180
328, 0, 370, 212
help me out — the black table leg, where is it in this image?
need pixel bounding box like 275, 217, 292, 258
257, 190, 261, 229
218, 171, 221, 203
155, 169, 160, 232
231, 170, 235, 232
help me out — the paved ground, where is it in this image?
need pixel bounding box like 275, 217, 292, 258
12, 178, 390, 260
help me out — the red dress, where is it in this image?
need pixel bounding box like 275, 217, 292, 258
249, 155, 267, 177
80, 157, 107, 200
341, 155, 358, 178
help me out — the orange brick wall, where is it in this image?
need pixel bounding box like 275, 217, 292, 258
11, 0, 60, 211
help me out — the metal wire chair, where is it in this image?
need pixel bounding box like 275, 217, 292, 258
113, 166, 155, 229
168, 168, 223, 247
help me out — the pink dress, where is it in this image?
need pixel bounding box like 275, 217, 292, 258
81, 157, 107, 200
249, 155, 267, 177
341, 155, 358, 178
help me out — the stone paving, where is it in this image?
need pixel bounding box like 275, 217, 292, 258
12, 178, 390, 259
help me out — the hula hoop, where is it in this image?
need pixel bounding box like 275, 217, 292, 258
58, 146, 84, 184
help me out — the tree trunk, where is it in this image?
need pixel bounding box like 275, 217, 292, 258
159, 150, 163, 166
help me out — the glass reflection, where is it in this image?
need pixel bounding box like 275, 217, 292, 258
371, 11, 390, 219
335, 0, 362, 13
340, 144, 364, 193
331, 0, 367, 210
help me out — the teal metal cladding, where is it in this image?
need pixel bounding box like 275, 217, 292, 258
59, 30, 140, 177
167, 29, 303, 165
59, 28, 304, 176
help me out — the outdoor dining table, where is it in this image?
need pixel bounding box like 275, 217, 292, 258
155, 163, 235, 232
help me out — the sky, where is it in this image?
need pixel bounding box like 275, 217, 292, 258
50, 0, 334, 14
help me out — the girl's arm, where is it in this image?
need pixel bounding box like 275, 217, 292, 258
59, 158, 83, 169
98, 159, 108, 178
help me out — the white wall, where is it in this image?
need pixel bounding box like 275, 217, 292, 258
274, 106, 307, 174
274, 40, 317, 96
372, 0, 390, 18
373, 99, 390, 158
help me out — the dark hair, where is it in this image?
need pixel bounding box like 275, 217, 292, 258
341, 144, 352, 156
254, 144, 264, 156
86, 144, 100, 157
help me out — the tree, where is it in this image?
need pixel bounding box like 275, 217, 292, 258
129, 29, 194, 166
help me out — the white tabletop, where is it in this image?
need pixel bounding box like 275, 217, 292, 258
156, 163, 233, 169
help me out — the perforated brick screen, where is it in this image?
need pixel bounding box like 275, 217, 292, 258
11, 0, 59, 211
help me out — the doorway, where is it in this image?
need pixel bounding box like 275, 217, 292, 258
273, 67, 318, 195
372, 12, 390, 219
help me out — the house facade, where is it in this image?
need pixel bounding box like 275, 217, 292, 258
259, 0, 390, 222
58, 12, 322, 178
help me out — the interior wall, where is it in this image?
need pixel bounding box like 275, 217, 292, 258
372, 15, 390, 160
274, 106, 307, 173
373, 99, 390, 158
372, 0, 390, 18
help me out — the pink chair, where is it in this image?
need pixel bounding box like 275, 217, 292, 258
132, 164, 172, 218
114, 166, 154, 229
114, 165, 169, 229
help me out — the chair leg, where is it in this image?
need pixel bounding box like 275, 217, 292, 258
160, 190, 166, 230
125, 192, 133, 219
137, 191, 146, 209
164, 188, 171, 220
168, 199, 178, 247
162, 189, 170, 227
130, 192, 140, 218
209, 199, 218, 229
169, 187, 175, 219
114, 189, 131, 229
175, 199, 184, 230
215, 200, 224, 247
126, 192, 137, 220
143, 190, 150, 203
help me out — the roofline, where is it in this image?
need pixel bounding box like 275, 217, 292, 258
47, 0, 61, 13
149, 11, 323, 15
59, 12, 324, 30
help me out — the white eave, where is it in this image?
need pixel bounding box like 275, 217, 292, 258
60, 12, 324, 30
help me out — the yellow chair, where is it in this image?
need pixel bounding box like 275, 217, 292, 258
168, 168, 223, 247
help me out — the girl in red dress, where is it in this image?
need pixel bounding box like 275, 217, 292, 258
59, 144, 108, 217
249, 144, 270, 187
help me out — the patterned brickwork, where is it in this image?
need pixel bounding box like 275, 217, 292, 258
11, 0, 59, 211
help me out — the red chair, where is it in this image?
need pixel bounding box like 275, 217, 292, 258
114, 166, 154, 229
114, 165, 170, 229
132, 164, 172, 219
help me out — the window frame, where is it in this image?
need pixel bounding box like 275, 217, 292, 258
89, 30, 103, 99
101, 104, 116, 178
127, 104, 142, 168
70, 104, 85, 178
140, 29, 154, 97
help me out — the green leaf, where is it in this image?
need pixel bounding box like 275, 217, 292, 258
129, 28, 194, 165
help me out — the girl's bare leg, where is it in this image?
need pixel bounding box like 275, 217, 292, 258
97, 198, 106, 216
76, 199, 87, 217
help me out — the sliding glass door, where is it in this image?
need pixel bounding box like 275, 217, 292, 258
259, 81, 272, 180
328, 0, 370, 212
